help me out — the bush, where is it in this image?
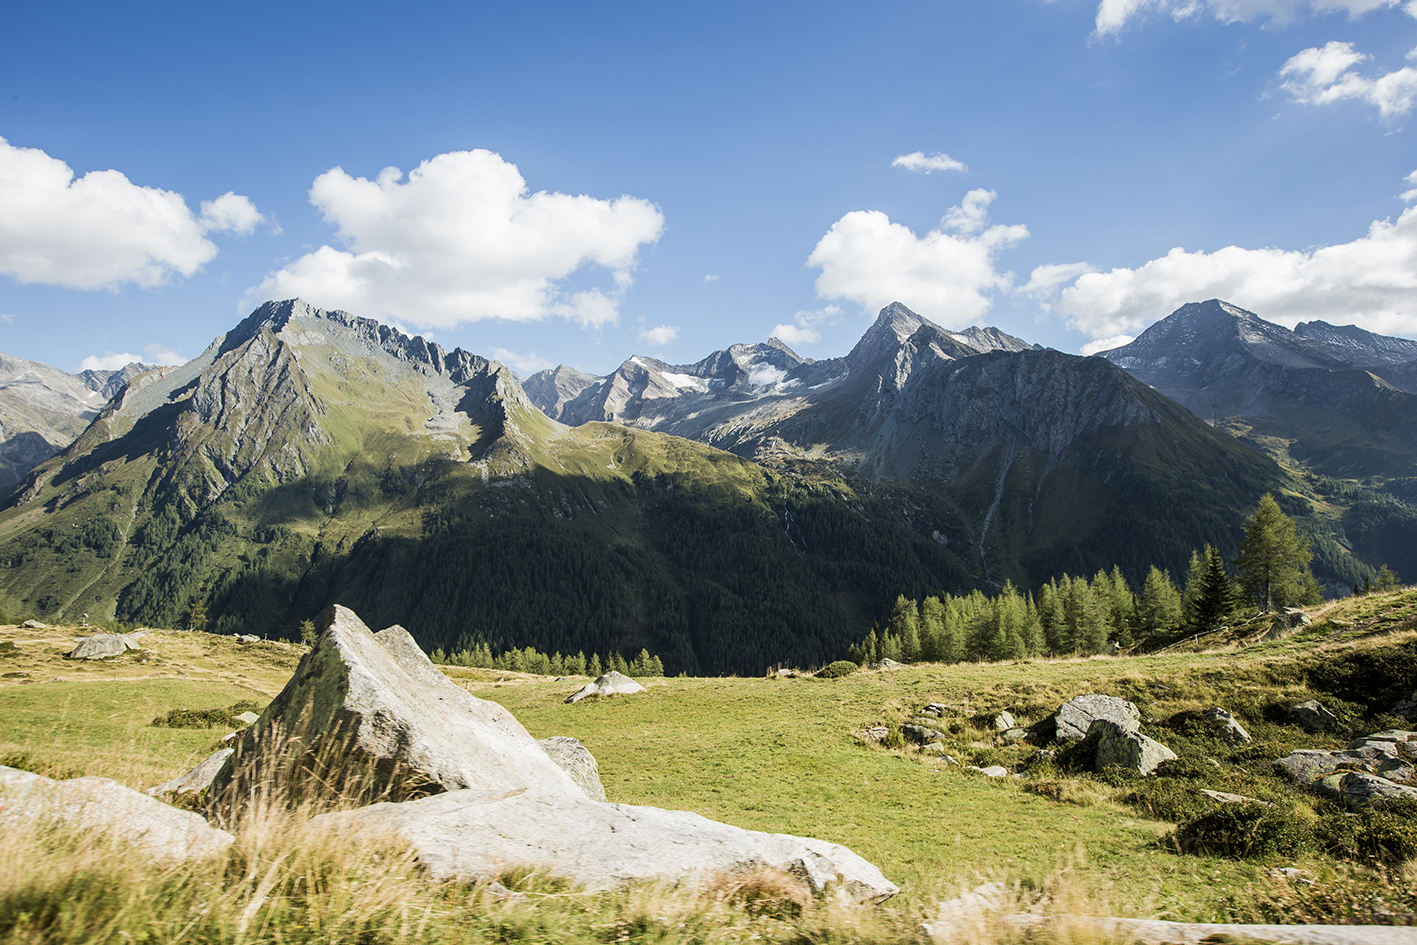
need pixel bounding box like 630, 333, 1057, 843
1317, 799, 1417, 866
1174, 803, 1314, 860
1120, 778, 1213, 823
149, 700, 260, 729
816, 660, 858, 679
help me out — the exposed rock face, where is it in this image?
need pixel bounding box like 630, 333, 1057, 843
1203, 707, 1252, 744
1275, 731, 1417, 784
1318, 770, 1417, 811
537, 737, 606, 803
0, 765, 233, 859
1289, 700, 1340, 734
565, 671, 646, 704
145, 749, 234, 797
1091, 719, 1177, 775
207, 605, 587, 814
1054, 694, 1140, 743
310, 789, 898, 903
992, 711, 1016, 732
902, 724, 947, 745
522, 365, 603, 422
66, 634, 139, 660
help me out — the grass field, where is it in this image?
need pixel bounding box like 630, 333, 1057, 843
1, 591, 1415, 942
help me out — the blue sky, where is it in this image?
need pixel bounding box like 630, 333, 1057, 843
2, 0, 1415, 377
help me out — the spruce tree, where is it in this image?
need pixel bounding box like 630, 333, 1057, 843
1187, 545, 1235, 631
1136, 566, 1182, 636
1235, 493, 1314, 612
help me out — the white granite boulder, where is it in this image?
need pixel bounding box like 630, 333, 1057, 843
1203, 707, 1251, 744
207, 606, 587, 813
1, 765, 232, 859
144, 749, 234, 798
310, 788, 898, 903
66, 634, 139, 660
1319, 770, 1417, 812
1053, 694, 1140, 743
1275, 730, 1417, 784
1091, 719, 1177, 775
537, 736, 606, 802
565, 670, 645, 704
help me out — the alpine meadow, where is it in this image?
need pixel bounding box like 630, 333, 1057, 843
4, 2, 1417, 942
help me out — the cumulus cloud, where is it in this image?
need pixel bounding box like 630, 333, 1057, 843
703, 273, 720, 283
1037, 195, 1417, 341
637, 325, 680, 346
1080, 334, 1137, 355
0, 137, 263, 291
1019, 262, 1098, 301
487, 346, 554, 373
78, 352, 143, 371
1279, 41, 1417, 118
1095, 0, 1411, 35
806, 190, 1027, 325
1403, 168, 1417, 202
892, 152, 969, 174
143, 344, 185, 365
254, 149, 664, 330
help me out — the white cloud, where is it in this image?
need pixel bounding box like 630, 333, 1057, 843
1080, 334, 1136, 355
1019, 262, 1098, 301
199, 192, 266, 235
892, 152, 969, 174
0, 313, 14, 323
254, 149, 664, 330
143, 344, 185, 365
703, 273, 720, 283
806, 191, 1028, 325
1279, 41, 1417, 118
1403, 168, 1417, 202
637, 325, 679, 346
0, 137, 261, 291
1096, 0, 1410, 34
770, 322, 822, 346
1039, 198, 1417, 341
770, 304, 841, 347
487, 346, 554, 373
78, 351, 143, 371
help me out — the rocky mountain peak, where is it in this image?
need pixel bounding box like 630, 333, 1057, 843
1293, 320, 1417, 367
845, 302, 936, 370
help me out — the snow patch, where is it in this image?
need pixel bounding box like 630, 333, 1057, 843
659, 370, 704, 390
747, 364, 788, 388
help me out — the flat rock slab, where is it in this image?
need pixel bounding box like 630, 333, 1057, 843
1276, 731, 1417, 784
0, 765, 233, 860
1054, 694, 1140, 743
208, 606, 585, 813
311, 787, 898, 904
1318, 770, 1417, 811
565, 671, 645, 704
1009, 915, 1417, 944
145, 749, 234, 797
66, 634, 140, 660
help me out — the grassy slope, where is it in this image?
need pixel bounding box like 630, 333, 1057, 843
4, 590, 1415, 928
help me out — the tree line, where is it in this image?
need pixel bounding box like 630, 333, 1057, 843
846, 493, 1390, 666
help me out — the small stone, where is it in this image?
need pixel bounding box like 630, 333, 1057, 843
1203, 707, 1252, 744
21, 620, 45, 629
992, 711, 1016, 732
1002, 728, 1028, 742
902, 723, 947, 744
968, 765, 1009, 778
1200, 789, 1269, 806
565, 671, 645, 704
233, 711, 259, 726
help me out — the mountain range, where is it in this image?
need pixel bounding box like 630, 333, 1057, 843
0, 297, 1409, 671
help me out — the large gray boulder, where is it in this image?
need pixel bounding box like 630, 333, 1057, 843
1319, 770, 1417, 812
144, 749, 234, 798
310, 788, 898, 903
565, 671, 646, 704
537, 736, 606, 802
66, 634, 139, 660
0, 765, 233, 859
1203, 707, 1251, 744
1275, 730, 1417, 784
1054, 694, 1140, 743
1091, 719, 1177, 775
207, 606, 587, 814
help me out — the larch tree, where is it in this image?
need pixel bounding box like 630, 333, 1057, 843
1235, 493, 1314, 612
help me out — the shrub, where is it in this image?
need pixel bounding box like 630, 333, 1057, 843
149, 700, 261, 729
1317, 799, 1417, 866
1174, 802, 1314, 860
1120, 778, 1212, 823
816, 660, 858, 679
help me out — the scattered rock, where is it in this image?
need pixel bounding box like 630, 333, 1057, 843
1024, 749, 1057, 768
1318, 770, 1417, 812
920, 703, 946, 717
968, 765, 1009, 778
233, 634, 260, 644
1199, 789, 1270, 806
66, 634, 140, 660
1001, 728, 1028, 742
921, 881, 1012, 938
1053, 694, 1140, 743
902, 723, 947, 745
921, 742, 951, 755
1275, 731, 1417, 784
1289, 700, 1340, 734
233, 711, 260, 726
0, 765, 233, 860
1203, 707, 1252, 744
772, 668, 798, 678
145, 749, 235, 797
860, 726, 890, 743
1392, 690, 1417, 720
1091, 719, 1176, 775
991, 711, 1016, 732
565, 671, 646, 704
310, 789, 898, 903
21, 620, 45, 629
874, 658, 902, 670
537, 736, 606, 803
207, 606, 589, 814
